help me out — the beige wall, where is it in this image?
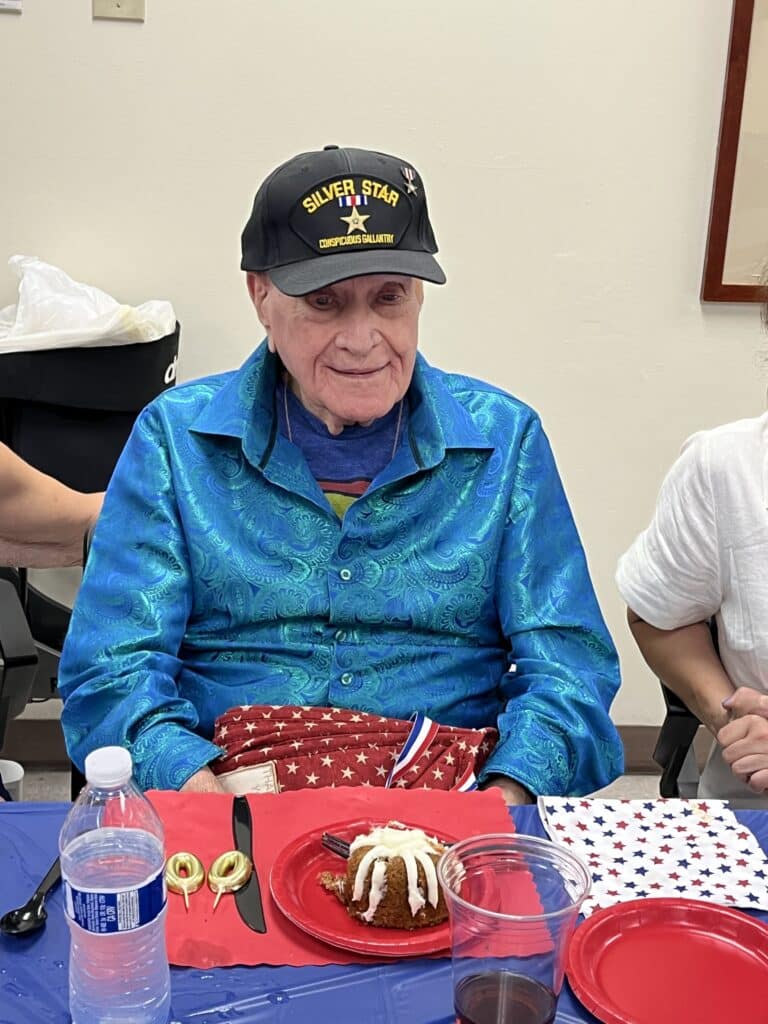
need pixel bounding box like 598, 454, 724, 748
0, 1, 764, 727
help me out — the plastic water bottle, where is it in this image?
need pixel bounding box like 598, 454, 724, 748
59, 746, 170, 1024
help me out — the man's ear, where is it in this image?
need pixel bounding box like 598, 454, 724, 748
246, 272, 271, 329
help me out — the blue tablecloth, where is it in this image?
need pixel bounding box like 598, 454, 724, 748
1, 803, 767, 1024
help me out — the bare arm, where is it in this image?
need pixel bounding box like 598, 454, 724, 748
626, 607, 734, 736
0, 443, 103, 567
627, 609, 768, 793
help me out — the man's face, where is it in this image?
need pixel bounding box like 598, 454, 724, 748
249, 274, 423, 434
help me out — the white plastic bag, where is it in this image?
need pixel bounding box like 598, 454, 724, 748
0, 256, 176, 354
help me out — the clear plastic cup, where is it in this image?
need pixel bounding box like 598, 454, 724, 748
438, 834, 590, 1024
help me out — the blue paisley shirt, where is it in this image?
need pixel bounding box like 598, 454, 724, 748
59, 343, 623, 794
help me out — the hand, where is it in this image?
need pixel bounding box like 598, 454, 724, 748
180, 767, 225, 794
480, 775, 535, 806
717, 713, 768, 794
722, 686, 768, 720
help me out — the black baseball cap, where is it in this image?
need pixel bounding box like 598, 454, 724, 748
240, 145, 446, 295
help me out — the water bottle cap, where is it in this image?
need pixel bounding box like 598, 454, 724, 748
84, 746, 133, 787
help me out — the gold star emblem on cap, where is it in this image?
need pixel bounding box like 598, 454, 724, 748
340, 207, 370, 234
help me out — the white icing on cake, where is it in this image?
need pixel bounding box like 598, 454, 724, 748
349, 823, 444, 920
362, 858, 388, 922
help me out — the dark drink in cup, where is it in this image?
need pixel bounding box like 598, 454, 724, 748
439, 836, 589, 1024
454, 971, 557, 1024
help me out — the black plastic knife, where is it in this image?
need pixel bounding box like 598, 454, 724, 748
232, 795, 267, 933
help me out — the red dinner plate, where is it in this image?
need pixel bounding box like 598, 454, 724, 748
567, 897, 768, 1024
269, 818, 453, 957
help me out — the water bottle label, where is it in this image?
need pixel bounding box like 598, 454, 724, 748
64, 867, 166, 933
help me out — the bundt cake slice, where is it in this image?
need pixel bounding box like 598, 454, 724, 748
321, 823, 448, 929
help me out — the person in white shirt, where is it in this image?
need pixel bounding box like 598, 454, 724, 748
616, 413, 768, 806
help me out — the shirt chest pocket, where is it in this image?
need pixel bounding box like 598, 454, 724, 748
723, 541, 768, 652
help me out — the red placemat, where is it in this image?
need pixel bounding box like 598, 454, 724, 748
148, 787, 515, 968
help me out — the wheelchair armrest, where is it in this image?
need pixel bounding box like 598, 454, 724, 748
0, 578, 39, 748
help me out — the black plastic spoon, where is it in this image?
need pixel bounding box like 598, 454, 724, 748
0, 857, 61, 936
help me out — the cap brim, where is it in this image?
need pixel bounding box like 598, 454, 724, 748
269, 251, 446, 296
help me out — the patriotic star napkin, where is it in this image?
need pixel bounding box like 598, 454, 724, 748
210, 704, 497, 794
538, 797, 768, 916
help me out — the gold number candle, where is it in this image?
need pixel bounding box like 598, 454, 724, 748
208, 850, 253, 911
165, 852, 205, 911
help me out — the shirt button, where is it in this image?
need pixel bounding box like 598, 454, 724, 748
335, 630, 347, 642
339, 568, 352, 581
340, 672, 353, 686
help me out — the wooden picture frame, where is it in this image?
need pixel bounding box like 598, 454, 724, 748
702, 0, 768, 302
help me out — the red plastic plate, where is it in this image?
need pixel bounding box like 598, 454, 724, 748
269, 818, 453, 957
567, 897, 768, 1024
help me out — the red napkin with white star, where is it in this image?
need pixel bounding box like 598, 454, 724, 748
538, 797, 768, 916
210, 704, 496, 793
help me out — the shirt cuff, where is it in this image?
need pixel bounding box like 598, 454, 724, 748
477, 742, 541, 798
130, 724, 224, 792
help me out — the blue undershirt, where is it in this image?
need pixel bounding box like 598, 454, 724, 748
276, 380, 409, 516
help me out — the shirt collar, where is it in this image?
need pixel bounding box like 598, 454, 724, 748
189, 341, 279, 468
189, 343, 494, 471
406, 353, 493, 469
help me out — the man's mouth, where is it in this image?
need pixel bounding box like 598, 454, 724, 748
328, 366, 387, 378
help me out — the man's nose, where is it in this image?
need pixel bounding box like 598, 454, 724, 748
335, 312, 379, 353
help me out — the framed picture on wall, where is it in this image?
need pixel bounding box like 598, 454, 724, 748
702, 0, 768, 302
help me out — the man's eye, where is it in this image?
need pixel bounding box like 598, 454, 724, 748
310, 295, 334, 309
379, 292, 401, 304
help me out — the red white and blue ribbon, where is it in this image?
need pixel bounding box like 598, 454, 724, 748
454, 763, 479, 792
386, 712, 479, 791
337, 195, 369, 207
385, 712, 438, 788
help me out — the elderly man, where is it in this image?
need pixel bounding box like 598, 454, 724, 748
59, 145, 623, 802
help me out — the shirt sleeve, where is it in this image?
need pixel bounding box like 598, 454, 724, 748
58, 404, 223, 791
479, 415, 624, 797
615, 432, 721, 630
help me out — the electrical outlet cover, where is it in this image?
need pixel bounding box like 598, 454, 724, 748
93, 0, 145, 21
